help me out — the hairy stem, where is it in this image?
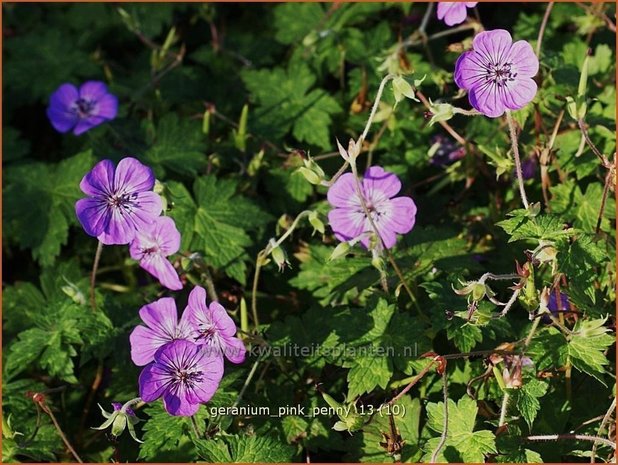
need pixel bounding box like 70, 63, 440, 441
387, 359, 437, 405
498, 391, 510, 427
577, 119, 607, 164
359, 74, 395, 144
39, 403, 83, 463
536, 2, 554, 57
89, 241, 103, 312
505, 110, 530, 209
203, 267, 219, 302
591, 398, 616, 462
526, 434, 616, 450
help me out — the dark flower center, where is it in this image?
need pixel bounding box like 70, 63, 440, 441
485, 62, 517, 87
106, 192, 139, 215
72, 98, 96, 118
195, 323, 217, 343
174, 369, 204, 388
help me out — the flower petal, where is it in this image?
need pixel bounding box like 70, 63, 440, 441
79, 81, 111, 102
471, 29, 513, 67
185, 352, 224, 403
454, 51, 486, 91
327, 173, 362, 208
114, 157, 156, 194
503, 78, 537, 111
80, 159, 115, 196
210, 301, 237, 337
328, 207, 365, 243
380, 196, 417, 234
75, 197, 109, 238
94, 93, 119, 120
129, 191, 164, 229
437, 3, 468, 26
508, 40, 539, 78
96, 207, 138, 245
139, 297, 181, 340
154, 216, 181, 256
163, 386, 200, 416
469, 81, 507, 118
221, 336, 247, 364
138, 363, 169, 402
140, 254, 183, 291
130, 325, 169, 366
74, 117, 105, 136
362, 166, 402, 202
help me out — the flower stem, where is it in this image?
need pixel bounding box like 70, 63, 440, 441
250, 210, 313, 333
190, 415, 202, 438
90, 241, 104, 312
526, 434, 616, 450
359, 74, 396, 144
536, 2, 554, 57
505, 110, 530, 210
591, 398, 616, 462
498, 391, 510, 427
38, 401, 83, 463
577, 119, 607, 164
523, 314, 542, 349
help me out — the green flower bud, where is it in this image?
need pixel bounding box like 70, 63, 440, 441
329, 242, 351, 261
428, 101, 455, 126
308, 211, 325, 235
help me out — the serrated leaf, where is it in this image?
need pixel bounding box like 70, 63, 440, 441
344, 349, 394, 399
242, 62, 341, 149
512, 379, 549, 430
562, 317, 614, 384
424, 397, 496, 462
4, 151, 96, 266
196, 435, 296, 462
168, 175, 271, 284
143, 113, 207, 177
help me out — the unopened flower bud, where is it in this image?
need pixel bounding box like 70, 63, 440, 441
269, 240, 289, 272
308, 211, 325, 235
329, 242, 351, 261
392, 75, 418, 104
428, 101, 455, 126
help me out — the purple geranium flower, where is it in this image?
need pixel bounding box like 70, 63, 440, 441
437, 2, 477, 26
130, 297, 193, 366
548, 292, 571, 314
139, 339, 224, 416
75, 157, 163, 245
327, 166, 417, 250
454, 29, 539, 118
129, 216, 183, 291
47, 81, 118, 135
520, 156, 538, 180
184, 286, 246, 364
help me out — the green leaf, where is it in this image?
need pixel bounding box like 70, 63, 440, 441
344, 347, 394, 399
273, 3, 325, 44
143, 113, 208, 177
138, 403, 200, 461
196, 435, 296, 462
562, 317, 614, 384
4, 151, 96, 266
168, 175, 271, 284
424, 397, 497, 462
512, 379, 549, 430
497, 211, 573, 243
550, 180, 615, 233
242, 62, 341, 149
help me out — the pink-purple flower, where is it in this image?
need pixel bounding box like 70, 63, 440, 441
454, 29, 539, 118
327, 166, 417, 250
47, 81, 118, 135
75, 157, 163, 245
129, 216, 183, 291
130, 297, 193, 366
437, 2, 477, 26
184, 286, 246, 364
139, 339, 224, 416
